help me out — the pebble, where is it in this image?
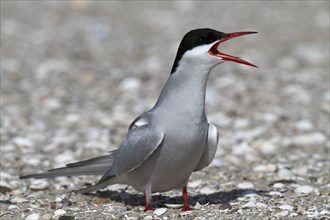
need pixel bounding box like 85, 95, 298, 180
25, 213, 39, 220
29, 179, 49, 190
8, 204, 19, 211
54, 152, 74, 164
232, 142, 253, 155
252, 141, 279, 154
13, 137, 33, 147
243, 201, 267, 208
153, 208, 167, 216
119, 77, 141, 91
294, 185, 319, 195
295, 120, 314, 131
11, 197, 28, 203
278, 204, 294, 211
188, 180, 202, 188
269, 191, 283, 197
233, 118, 250, 129
194, 202, 202, 209
219, 203, 232, 210
290, 132, 326, 146
320, 210, 330, 215
272, 183, 285, 188
275, 210, 289, 217
41, 214, 53, 220
54, 209, 66, 217
231, 127, 266, 141
0, 185, 12, 193
277, 168, 295, 180
199, 187, 216, 194
237, 182, 254, 189
253, 164, 277, 172
43, 98, 61, 110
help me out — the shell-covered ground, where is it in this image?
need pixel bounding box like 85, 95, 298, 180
1, 1, 329, 220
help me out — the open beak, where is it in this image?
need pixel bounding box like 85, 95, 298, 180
208, 31, 258, 67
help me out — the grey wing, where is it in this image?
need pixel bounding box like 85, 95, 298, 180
194, 123, 219, 171
73, 113, 164, 193
112, 113, 164, 176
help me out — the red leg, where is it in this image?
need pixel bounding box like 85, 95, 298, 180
181, 186, 193, 211
144, 191, 154, 212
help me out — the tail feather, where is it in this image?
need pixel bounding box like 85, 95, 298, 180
73, 174, 116, 194
20, 150, 118, 179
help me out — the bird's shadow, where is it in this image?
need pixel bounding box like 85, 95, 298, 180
84, 188, 269, 208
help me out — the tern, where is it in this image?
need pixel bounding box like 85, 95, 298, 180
20, 28, 257, 211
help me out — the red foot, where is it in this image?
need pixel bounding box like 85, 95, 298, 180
143, 190, 154, 212
181, 186, 193, 211
144, 205, 155, 212
181, 205, 193, 211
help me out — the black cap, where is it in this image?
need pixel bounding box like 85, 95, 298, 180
171, 28, 225, 74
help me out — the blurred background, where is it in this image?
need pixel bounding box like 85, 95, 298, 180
2, 0, 328, 161
0, 1, 329, 218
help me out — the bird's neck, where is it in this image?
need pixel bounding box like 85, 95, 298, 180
153, 62, 212, 123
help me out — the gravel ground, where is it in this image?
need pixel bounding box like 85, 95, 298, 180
1, 1, 329, 220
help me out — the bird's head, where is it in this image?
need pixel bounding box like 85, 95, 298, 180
171, 28, 257, 74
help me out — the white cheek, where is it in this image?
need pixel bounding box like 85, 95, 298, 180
184, 43, 223, 66
185, 43, 213, 56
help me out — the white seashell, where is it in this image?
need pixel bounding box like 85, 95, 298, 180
278, 204, 294, 211
153, 208, 167, 216
165, 203, 184, 209
25, 213, 39, 220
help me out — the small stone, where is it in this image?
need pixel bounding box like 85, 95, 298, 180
278, 204, 294, 211
232, 127, 266, 141
8, 205, 19, 211
43, 98, 61, 110
269, 191, 283, 197
11, 197, 28, 203
188, 180, 202, 188
119, 77, 141, 91
294, 185, 319, 194
59, 216, 75, 220
30, 179, 49, 191
0, 185, 12, 193
237, 182, 254, 189
277, 168, 294, 180
295, 120, 314, 131
273, 183, 285, 188
92, 197, 111, 205
233, 118, 250, 129
276, 210, 289, 217
253, 164, 277, 172
194, 202, 202, 209
243, 201, 258, 208
199, 187, 216, 194
54, 209, 66, 217
50, 202, 57, 209
219, 203, 232, 210
291, 132, 326, 146
13, 137, 33, 147
153, 208, 167, 216
25, 213, 39, 220
232, 142, 253, 155
252, 141, 279, 154
41, 213, 53, 220
320, 210, 330, 215
54, 152, 74, 164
